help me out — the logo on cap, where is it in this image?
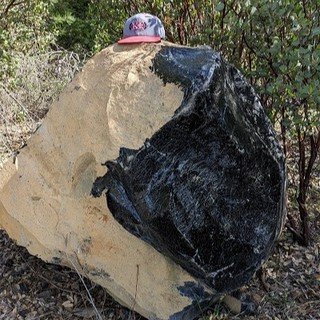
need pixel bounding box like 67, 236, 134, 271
129, 19, 147, 31
118, 13, 165, 44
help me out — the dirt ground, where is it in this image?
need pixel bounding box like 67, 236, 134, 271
1, 225, 319, 320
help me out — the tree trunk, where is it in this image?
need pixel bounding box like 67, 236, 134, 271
295, 129, 320, 246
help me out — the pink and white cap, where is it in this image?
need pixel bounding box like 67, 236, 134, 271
118, 13, 165, 44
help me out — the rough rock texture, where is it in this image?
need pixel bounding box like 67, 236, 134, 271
92, 47, 286, 294
0, 43, 218, 320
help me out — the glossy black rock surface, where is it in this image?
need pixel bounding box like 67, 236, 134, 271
92, 45, 286, 302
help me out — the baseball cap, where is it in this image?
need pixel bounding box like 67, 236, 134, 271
118, 13, 165, 44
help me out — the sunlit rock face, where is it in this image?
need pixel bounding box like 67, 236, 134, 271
93, 46, 286, 295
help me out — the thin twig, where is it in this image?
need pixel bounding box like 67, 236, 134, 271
67, 254, 103, 320
0, 84, 33, 124
16, 251, 80, 296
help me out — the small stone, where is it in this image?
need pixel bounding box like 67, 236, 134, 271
37, 290, 52, 300
223, 295, 242, 314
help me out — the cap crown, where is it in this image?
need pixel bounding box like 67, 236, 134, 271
123, 13, 165, 39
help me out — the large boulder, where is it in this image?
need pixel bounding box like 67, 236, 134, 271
0, 42, 286, 319
92, 46, 286, 295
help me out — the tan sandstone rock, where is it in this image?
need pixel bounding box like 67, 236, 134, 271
0, 43, 215, 319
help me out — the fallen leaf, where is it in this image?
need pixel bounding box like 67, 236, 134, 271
62, 300, 73, 309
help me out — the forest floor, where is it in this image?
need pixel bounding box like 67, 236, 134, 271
1, 222, 319, 320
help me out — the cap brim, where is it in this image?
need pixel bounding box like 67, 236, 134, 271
118, 36, 161, 44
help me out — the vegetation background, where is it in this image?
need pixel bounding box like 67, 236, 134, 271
1, 0, 319, 245
0, 0, 319, 319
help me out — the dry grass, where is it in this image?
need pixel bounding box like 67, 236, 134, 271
0, 49, 84, 166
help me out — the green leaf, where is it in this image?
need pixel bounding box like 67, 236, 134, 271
250, 6, 257, 14
279, 65, 287, 73
216, 2, 225, 12
312, 27, 320, 36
